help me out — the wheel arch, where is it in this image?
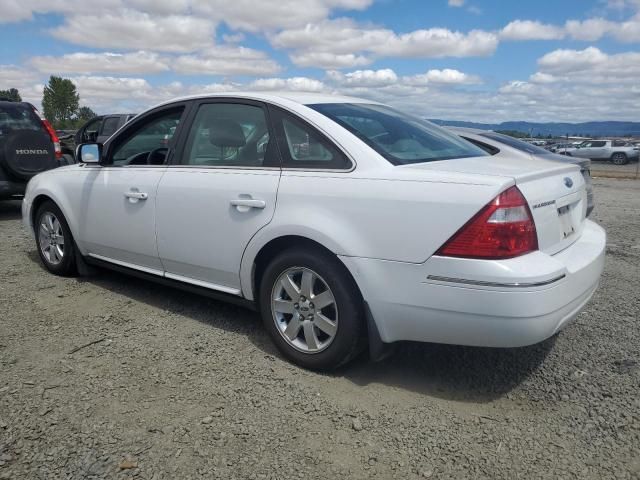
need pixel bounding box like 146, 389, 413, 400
28, 189, 81, 251
240, 229, 361, 303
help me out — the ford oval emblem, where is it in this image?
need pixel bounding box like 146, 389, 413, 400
564, 177, 573, 188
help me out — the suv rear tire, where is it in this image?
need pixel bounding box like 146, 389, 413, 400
34, 201, 77, 276
611, 152, 629, 165
259, 247, 365, 370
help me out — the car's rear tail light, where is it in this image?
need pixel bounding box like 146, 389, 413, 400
436, 186, 538, 259
32, 106, 62, 159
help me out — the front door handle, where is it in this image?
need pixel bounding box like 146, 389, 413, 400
124, 191, 148, 200
230, 198, 266, 211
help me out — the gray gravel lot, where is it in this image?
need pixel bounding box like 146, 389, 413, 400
0, 178, 639, 479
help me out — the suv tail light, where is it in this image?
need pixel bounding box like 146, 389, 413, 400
32, 106, 62, 159
436, 186, 538, 259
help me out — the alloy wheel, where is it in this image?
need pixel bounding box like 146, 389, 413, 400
38, 212, 65, 265
271, 267, 338, 353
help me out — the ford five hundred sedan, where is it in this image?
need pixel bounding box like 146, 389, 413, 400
22, 93, 606, 370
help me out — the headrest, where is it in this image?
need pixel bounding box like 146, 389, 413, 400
206, 118, 246, 148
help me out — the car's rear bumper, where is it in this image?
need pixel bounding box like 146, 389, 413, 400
341, 220, 606, 347
0, 180, 26, 199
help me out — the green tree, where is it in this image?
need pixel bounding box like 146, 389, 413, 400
76, 106, 96, 122
42, 76, 79, 129
0, 88, 21, 102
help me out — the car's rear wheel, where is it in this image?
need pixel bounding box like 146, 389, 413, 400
611, 152, 628, 165
259, 247, 364, 370
35, 201, 76, 276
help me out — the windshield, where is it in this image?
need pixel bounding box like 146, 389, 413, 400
480, 132, 550, 155
309, 103, 487, 165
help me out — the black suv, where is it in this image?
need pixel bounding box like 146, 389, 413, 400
0, 101, 70, 200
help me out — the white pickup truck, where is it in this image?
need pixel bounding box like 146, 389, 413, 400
564, 139, 640, 165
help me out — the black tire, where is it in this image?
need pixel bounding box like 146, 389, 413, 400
34, 201, 77, 276
259, 247, 365, 370
611, 152, 629, 165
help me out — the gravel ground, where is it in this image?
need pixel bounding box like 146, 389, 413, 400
591, 161, 640, 179
0, 178, 639, 479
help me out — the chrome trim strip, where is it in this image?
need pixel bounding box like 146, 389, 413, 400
87, 253, 243, 296
163, 272, 242, 296
426, 274, 566, 288
87, 253, 165, 277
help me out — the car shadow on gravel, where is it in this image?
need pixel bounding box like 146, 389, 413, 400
25, 249, 556, 403
342, 337, 556, 402
0, 200, 22, 221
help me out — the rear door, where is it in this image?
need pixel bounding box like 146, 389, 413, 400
155, 99, 281, 294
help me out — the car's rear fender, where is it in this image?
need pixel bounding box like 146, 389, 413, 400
239, 172, 509, 300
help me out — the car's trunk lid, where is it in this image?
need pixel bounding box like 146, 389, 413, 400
400, 155, 588, 254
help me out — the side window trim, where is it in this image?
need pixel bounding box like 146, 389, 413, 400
170, 98, 281, 170
267, 105, 354, 172
103, 102, 191, 167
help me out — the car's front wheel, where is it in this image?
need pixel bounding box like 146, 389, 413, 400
35, 201, 77, 276
259, 247, 364, 370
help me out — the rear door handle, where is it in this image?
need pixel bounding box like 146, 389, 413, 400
124, 191, 148, 200
230, 198, 266, 210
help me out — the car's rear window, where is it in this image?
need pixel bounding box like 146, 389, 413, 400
0, 103, 42, 135
479, 132, 550, 155
309, 103, 487, 165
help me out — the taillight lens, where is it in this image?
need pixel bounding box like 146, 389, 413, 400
41, 119, 62, 159
436, 186, 538, 259
32, 106, 62, 159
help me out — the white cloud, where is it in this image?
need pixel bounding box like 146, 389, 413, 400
191, 0, 373, 32
0, 65, 40, 86
0, 0, 373, 32
529, 72, 556, 84
30, 51, 170, 75
326, 68, 482, 95
327, 69, 398, 87
500, 20, 565, 40
403, 68, 481, 85
271, 18, 498, 69
448, 0, 465, 6
537, 46, 609, 73
290, 52, 372, 69
248, 77, 326, 92
173, 46, 281, 76
564, 18, 616, 41
50, 10, 215, 52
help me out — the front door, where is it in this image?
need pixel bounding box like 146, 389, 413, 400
155, 100, 281, 294
78, 106, 186, 273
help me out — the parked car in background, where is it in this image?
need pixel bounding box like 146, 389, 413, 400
0, 100, 70, 200
548, 143, 575, 154
566, 140, 639, 165
448, 127, 594, 216
22, 93, 605, 370
60, 113, 136, 161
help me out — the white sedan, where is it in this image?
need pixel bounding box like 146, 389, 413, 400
22, 93, 606, 370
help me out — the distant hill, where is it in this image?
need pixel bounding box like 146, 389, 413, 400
429, 120, 640, 137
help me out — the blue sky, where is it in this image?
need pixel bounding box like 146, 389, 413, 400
0, 0, 638, 122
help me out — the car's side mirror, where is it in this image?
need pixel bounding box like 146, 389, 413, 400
76, 143, 102, 164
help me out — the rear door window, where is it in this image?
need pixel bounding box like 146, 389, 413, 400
270, 107, 351, 169
0, 104, 42, 135
182, 102, 277, 167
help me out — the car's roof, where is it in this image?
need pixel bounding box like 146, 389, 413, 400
152, 92, 378, 110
